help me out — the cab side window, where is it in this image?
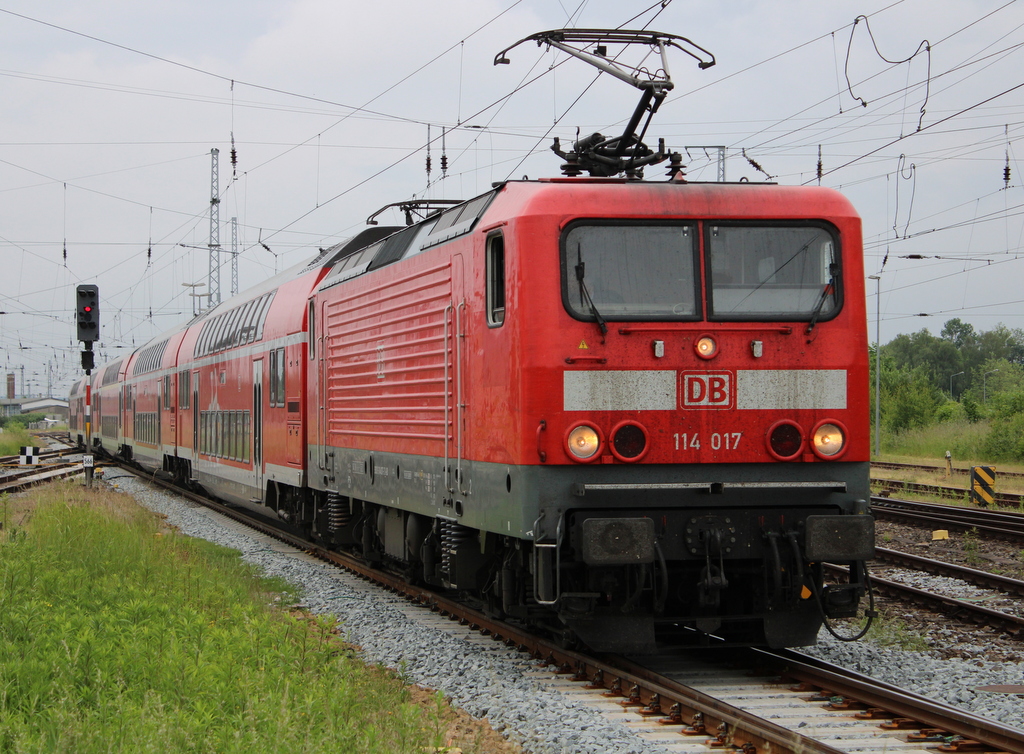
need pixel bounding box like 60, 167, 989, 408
486, 233, 505, 327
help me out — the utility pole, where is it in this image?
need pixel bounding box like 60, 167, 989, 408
208, 148, 221, 307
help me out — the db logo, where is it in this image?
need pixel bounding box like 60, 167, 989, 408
681, 372, 733, 409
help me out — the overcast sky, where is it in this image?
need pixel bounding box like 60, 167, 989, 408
2, 0, 1023, 398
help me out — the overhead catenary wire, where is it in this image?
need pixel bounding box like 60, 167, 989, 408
4, 1, 1024, 390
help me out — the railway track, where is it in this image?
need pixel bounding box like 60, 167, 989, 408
875, 545, 1024, 599
871, 495, 1024, 542
0, 461, 86, 494
829, 556, 1024, 640
0, 446, 74, 466
873, 476, 1024, 509
874, 460, 1024, 482
94, 465, 1024, 754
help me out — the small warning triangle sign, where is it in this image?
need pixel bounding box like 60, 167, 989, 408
578, 340, 589, 349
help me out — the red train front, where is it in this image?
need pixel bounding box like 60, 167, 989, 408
306, 178, 873, 651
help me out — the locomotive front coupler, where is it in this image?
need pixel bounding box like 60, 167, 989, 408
697, 528, 729, 608
763, 529, 808, 605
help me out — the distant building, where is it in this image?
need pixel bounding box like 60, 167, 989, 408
21, 398, 69, 421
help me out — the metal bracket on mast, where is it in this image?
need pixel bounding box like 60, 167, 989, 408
495, 29, 715, 178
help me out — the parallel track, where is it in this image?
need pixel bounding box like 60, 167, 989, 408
872, 495, 1024, 542
873, 476, 1024, 508
875, 545, 1024, 598
0, 461, 86, 493
874, 460, 1024, 482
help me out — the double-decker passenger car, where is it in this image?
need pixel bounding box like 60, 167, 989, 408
74, 176, 873, 652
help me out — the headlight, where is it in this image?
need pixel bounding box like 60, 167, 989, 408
695, 335, 718, 359
812, 421, 846, 458
567, 425, 601, 460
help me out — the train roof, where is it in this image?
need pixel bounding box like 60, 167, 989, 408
492, 177, 861, 221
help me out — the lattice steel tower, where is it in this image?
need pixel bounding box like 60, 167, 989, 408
208, 148, 222, 307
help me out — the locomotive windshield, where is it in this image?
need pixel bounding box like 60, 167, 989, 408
562, 223, 700, 320
707, 224, 839, 321
561, 221, 839, 323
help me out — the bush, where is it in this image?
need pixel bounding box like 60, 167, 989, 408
934, 401, 966, 424
962, 397, 982, 423
983, 413, 1024, 461
0, 413, 45, 429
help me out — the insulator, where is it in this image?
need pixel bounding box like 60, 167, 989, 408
561, 152, 583, 177
230, 147, 238, 168
426, 155, 432, 175
666, 152, 686, 180
440, 154, 448, 174
1004, 164, 1012, 185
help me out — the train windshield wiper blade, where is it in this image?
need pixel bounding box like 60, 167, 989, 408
805, 263, 839, 336
575, 244, 608, 336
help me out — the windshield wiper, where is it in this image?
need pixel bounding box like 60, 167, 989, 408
575, 244, 608, 336
805, 262, 839, 336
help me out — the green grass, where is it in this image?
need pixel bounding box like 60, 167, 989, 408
0, 482, 468, 753
878, 419, 991, 463
0, 424, 34, 456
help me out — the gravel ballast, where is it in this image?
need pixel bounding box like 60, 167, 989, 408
103, 471, 1024, 749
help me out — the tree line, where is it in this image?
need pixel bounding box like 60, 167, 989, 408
874, 318, 1024, 459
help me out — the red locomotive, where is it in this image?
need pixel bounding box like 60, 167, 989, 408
71, 29, 873, 652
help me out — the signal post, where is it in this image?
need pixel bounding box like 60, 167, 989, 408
76, 284, 99, 487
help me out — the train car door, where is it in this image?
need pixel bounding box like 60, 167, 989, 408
253, 359, 264, 498
192, 370, 200, 463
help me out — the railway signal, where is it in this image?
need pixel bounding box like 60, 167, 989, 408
75, 283, 98, 488
76, 284, 99, 342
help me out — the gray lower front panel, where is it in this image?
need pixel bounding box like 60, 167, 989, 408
308, 444, 870, 541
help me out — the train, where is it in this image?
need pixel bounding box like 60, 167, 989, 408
70, 175, 874, 652
70, 29, 874, 653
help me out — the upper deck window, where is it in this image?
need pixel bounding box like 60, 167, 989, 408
706, 224, 839, 321
562, 222, 700, 322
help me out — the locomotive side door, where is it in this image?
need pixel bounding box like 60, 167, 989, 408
253, 359, 264, 499
315, 298, 330, 477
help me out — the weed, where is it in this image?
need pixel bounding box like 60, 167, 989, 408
962, 527, 982, 565
865, 616, 931, 652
